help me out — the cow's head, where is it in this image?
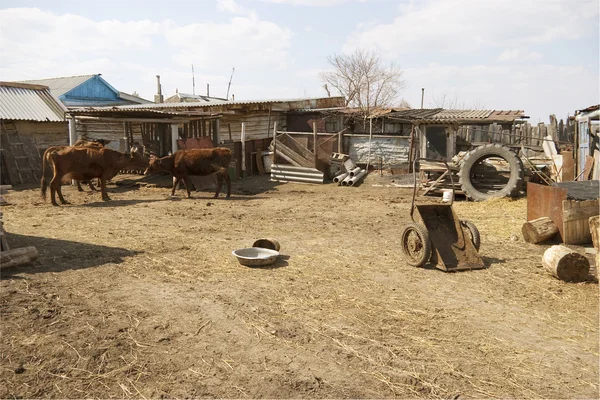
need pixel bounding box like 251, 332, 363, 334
129, 145, 149, 169
144, 154, 161, 175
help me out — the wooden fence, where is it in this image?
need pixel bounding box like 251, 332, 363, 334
456, 115, 574, 149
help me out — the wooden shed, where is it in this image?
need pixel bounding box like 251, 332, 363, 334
0, 81, 67, 184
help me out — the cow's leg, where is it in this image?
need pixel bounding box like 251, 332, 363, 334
214, 173, 223, 198
100, 178, 111, 201
76, 180, 85, 192
223, 170, 231, 198
182, 177, 192, 198
57, 184, 70, 204
50, 180, 60, 206
50, 176, 64, 206
171, 177, 180, 196
88, 180, 98, 191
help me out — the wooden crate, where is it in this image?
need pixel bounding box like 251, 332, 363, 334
562, 199, 600, 244
527, 182, 599, 245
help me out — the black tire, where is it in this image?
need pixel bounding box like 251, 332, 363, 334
400, 223, 432, 267
458, 144, 524, 201
460, 220, 481, 251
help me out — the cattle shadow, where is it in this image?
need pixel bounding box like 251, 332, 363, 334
0, 233, 141, 278
79, 198, 168, 208
133, 173, 285, 197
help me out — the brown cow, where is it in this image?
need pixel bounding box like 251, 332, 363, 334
144, 148, 232, 198
41, 146, 148, 206
42, 139, 111, 192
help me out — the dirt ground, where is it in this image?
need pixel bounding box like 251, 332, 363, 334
1, 173, 598, 399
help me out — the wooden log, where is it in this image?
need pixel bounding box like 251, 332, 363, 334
522, 217, 558, 243
542, 245, 589, 282
0, 246, 39, 269
590, 216, 600, 275
590, 216, 600, 251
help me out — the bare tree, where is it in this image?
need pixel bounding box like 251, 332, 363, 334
429, 91, 486, 110
321, 49, 406, 116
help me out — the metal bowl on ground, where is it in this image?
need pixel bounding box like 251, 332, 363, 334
232, 247, 280, 267
252, 238, 281, 251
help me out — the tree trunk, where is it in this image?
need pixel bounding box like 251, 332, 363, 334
0, 246, 39, 269
542, 245, 589, 282
522, 217, 558, 244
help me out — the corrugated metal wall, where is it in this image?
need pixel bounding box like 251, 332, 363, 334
346, 136, 410, 166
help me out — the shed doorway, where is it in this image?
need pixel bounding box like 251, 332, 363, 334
424, 126, 447, 160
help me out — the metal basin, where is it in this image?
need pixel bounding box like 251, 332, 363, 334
232, 247, 279, 267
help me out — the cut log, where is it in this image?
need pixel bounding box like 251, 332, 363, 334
0, 246, 39, 269
590, 216, 600, 275
590, 216, 600, 251
522, 217, 558, 244
542, 245, 589, 282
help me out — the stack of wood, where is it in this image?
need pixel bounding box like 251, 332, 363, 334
0, 185, 39, 270
419, 161, 463, 196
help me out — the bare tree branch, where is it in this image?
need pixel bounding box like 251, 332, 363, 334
320, 49, 406, 117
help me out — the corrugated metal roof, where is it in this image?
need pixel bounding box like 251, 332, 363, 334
432, 109, 493, 119
387, 108, 443, 120
69, 96, 345, 113
0, 82, 67, 122
19, 75, 95, 98
165, 93, 229, 103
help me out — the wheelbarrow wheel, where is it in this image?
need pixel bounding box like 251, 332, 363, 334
461, 220, 481, 251
400, 223, 432, 267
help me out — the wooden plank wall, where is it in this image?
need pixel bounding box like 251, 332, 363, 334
562, 199, 600, 245
220, 113, 285, 143
456, 118, 575, 149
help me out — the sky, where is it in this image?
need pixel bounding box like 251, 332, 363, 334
0, 0, 598, 123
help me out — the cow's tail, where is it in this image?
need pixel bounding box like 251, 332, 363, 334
40, 151, 50, 201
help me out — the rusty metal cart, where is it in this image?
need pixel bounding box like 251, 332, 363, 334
400, 158, 485, 271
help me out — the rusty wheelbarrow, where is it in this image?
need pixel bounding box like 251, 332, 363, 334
400, 158, 485, 271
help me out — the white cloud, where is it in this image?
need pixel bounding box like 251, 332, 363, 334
344, 0, 599, 55
164, 15, 292, 70
403, 63, 599, 122
498, 49, 543, 62
0, 7, 293, 100
216, 0, 252, 16
260, 0, 352, 5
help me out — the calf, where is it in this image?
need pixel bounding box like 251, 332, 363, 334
144, 148, 232, 198
41, 146, 148, 206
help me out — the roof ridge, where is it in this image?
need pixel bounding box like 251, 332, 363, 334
20, 74, 97, 82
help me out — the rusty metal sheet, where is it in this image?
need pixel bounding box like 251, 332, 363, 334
527, 182, 568, 241
415, 204, 484, 271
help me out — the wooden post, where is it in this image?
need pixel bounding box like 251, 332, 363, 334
338, 131, 342, 154
272, 121, 277, 165
522, 217, 558, 243
590, 216, 600, 274
241, 122, 246, 178
542, 245, 589, 282
313, 122, 318, 168
68, 117, 77, 185
171, 124, 179, 154
214, 119, 220, 145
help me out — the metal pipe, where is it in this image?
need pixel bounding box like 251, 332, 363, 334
341, 174, 352, 186
348, 169, 367, 186
349, 166, 362, 177
333, 172, 349, 183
